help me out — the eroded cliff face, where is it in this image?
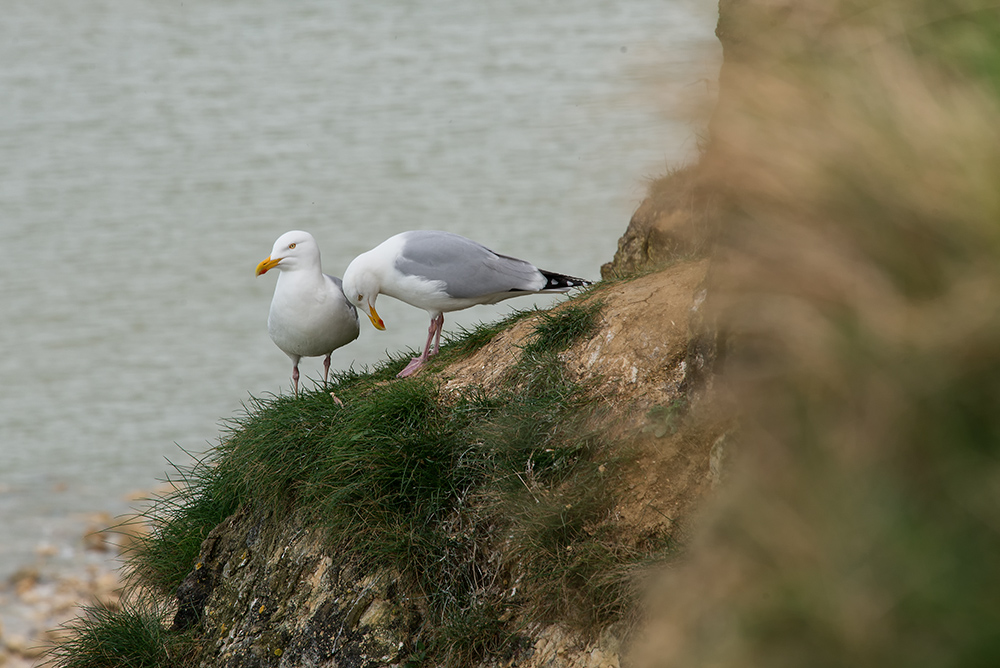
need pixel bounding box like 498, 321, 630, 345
172, 247, 724, 668
174, 507, 415, 668
600, 166, 717, 282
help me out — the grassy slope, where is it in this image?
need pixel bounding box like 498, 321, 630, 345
51, 295, 683, 668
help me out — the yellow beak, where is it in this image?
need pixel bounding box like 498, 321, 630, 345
368, 304, 386, 331
256, 256, 281, 276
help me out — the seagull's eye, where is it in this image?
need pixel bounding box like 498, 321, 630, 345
288, 243, 296, 249
356, 294, 363, 302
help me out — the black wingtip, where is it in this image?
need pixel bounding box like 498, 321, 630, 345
540, 270, 591, 291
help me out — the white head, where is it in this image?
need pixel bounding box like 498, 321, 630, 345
342, 259, 386, 331
255, 230, 321, 276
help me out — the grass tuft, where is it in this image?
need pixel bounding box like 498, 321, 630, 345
48, 602, 196, 668
521, 300, 603, 356
125, 452, 240, 598
437, 308, 537, 360
434, 601, 525, 667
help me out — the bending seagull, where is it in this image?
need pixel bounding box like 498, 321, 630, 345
256, 230, 360, 398
342, 230, 590, 377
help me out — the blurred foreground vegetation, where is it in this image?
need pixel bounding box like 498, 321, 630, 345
637, 1, 1000, 666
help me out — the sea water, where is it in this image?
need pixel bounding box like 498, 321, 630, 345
0, 0, 719, 579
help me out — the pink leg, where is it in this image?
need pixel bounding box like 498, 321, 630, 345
398, 313, 444, 377
292, 363, 300, 397
430, 313, 444, 357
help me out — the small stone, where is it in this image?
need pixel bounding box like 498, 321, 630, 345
34, 543, 57, 558
5, 633, 45, 659
9, 568, 39, 597
82, 526, 112, 552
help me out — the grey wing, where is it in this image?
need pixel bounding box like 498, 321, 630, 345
394, 231, 544, 299
325, 274, 360, 320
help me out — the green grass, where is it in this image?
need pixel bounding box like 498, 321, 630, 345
520, 300, 604, 356
124, 452, 241, 597
48, 602, 198, 668
433, 602, 525, 667
56, 295, 666, 668
436, 308, 537, 360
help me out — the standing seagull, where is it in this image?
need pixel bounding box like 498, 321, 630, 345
256, 230, 360, 398
342, 230, 589, 377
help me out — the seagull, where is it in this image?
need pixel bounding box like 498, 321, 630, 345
256, 231, 360, 398
342, 230, 590, 377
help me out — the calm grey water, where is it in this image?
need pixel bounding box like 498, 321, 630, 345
0, 0, 718, 579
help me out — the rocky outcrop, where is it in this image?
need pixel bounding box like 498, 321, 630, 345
167, 253, 724, 668
600, 166, 716, 280
174, 507, 417, 668
165, 33, 730, 664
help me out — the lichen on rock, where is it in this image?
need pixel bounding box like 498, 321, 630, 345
176, 507, 417, 668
